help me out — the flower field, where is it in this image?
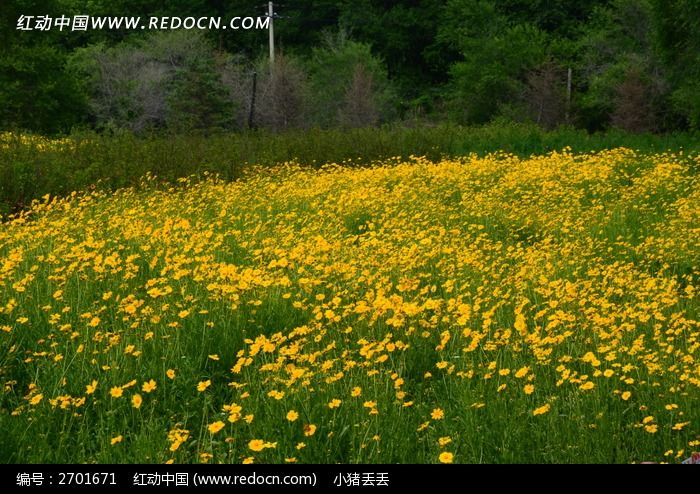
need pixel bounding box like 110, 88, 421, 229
1, 149, 699, 463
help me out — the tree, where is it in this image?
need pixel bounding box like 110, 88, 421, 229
652, 0, 700, 129
524, 61, 567, 129
338, 0, 453, 106
576, 0, 666, 131
0, 0, 86, 133
440, 0, 548, 124
306, 30, 394, 128
255, 55, 309, 132
70, 31, 234, 132
339, 64, 380, 128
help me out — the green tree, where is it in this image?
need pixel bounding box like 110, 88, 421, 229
0, 0, 86, 133
338, 0, 452, 106
306, 31, 394, 128
440, 0, 548, 123
70, 31, 234, 132
652, 0, 700, 129
576, 0, 667, 131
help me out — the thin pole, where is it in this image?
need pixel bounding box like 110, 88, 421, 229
249, 71, 257, 130
566, 67, 572, 124
268, 1, 275, 71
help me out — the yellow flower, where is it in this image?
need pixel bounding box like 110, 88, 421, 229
88, 317, 101, 327
286, 410, 299, 422
131, 394, 142, 409
29, 394, 43, 405
208, 354, 220, 361
515, 366, 529, 378
303, 424, 317, 436
142, 379, 157, 393
621, 391, 631, 401
267, 390, 284, 400
296, 442, 306, 450
111, 435, 123, 445
248, 439, 265, 452
197, 380, 211, 392
86, 380, 98, 395
579, 381, 595, 391
644, 424, 658, 434
178, 310, 190, 319
351, 387, 362, 397
166, 369, 176, 379
242, 457, 254, 464
439, 452, 454, 464
328, 399, 342, 409
110, 387, 123, 398
431, 408, 445, 420
532, 404, 550, 416
438, 436, 452, 446
524, 384, 534, 395
167, 428, 189, 452
208, 421, 225, 434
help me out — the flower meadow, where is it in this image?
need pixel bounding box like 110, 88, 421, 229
1, 149, 699, 464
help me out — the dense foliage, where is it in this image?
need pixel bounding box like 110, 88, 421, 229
2, 1, 700, 133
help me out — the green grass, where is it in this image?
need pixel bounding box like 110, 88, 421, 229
2, 123, 699, 217
0, 149, 698, 464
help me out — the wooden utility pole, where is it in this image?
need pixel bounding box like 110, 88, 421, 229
566, 67, 572, 124
268, 1, 275, 72
249, 71, 257, 130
